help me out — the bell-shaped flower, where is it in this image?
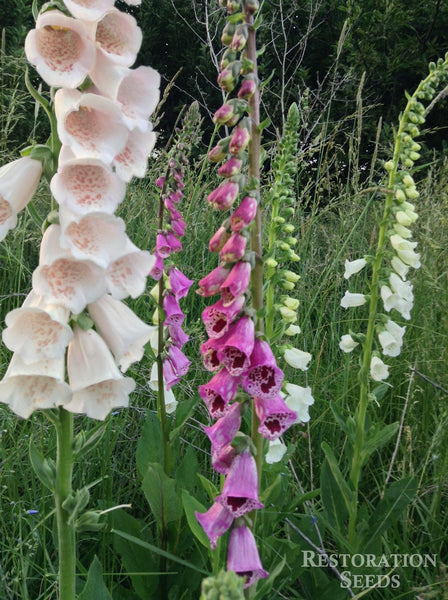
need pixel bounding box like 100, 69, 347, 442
389, 273, 413, 303
227, 524, 268, 588
284, 348, 312, 371
113, 127, 157, 182
229, 119, 251, 155
212, 443, 236, 475
164, 293, 185, 326
254, 395, 297, 440
197, 265, 230, 297
237, 74, 257, 99
216, 448, 263, 517
216, 316, 255, 376
93, 8, 142, 67
200, 337, 222, 372
50, 156, 126, 215
380, 285, 412, 320
88, 294, 157, 372
370, 355, 389, 382
55, 88, 128, 163
63, 0, 115, 21
90, 52, 160, 131
395, 207, 418, 227
163, 345, 190, 390
391, 256, 410, 281
220, 261, 251, 306
195, 502, 234, 550
217, 157, 243, 178
284, 383, 314, 423
378, 319, 406, 358
265, 438, 287, 464
208, 180, 240, 210
220, 232, 247, 263
203, 401, 242, 451
2, 290, 73, 363
389, 234, 421, 268
230, 196, 257, 232
149, 252, 164, 281
0, 156, 42, 241
24, 11, 95, 89
33, 225, 106, 314
199, 367, 240, 418
66, 327, 135, 420
106, 238, 155, 300
0, 354, 72, 419
167, 268, 193, 299
339, 333, 359, 353
168, 323, 189, 348
344, 258, 367, 279
240, 339, 284, 399
59, 208, 128, 269
341, 291, 367, 309
202, 295, 245, 339
209, 226, 231, 253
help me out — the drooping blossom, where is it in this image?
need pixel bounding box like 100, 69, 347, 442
195, 503, 234, 550
284, 383, 314, 423
216, 448, 263, 517
254, 395, 297, 440
339, 334, 359, 353
344, 258, 367, 279
370, 355, 390, 382
199, 368, 240, 418
202, 295, 245, 339
241, 339, 284, 399
265, 438, 287, 464
340, 291, 367, 309
105, 239, 155, 300
93, 8, 143, 67
216, 316, 255, 376
113, 127, 157, 182
283, 347, 312, 371
62, 0, 114, 22
197, 265, 230, 297
377, 319, 406, 357
227, 524, 269, 588
202, 401, 242, 451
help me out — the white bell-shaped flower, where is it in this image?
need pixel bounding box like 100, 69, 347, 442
106, 238, 155, 299
265, 438, 287, 464
378, 319, 406, 357
148, 363, 178, 414
380, 285, 412, 320
93, 8, 143, 67
2, 290, 73, 363
339, 334, 359, 353
391, 256, 410, 280
65, 327, 135, 420
370, 355, 389, 381
63, 0, 115, 21
344, 258, 367, 279
55, 88, 128, 163
0, 353, 71, 419
284, 383, 314, 423
0, 156, 42, 241
88, 294, 158, 372
341, 291, 367, 309
24, 10, 96, 88
50, 155, 126, 215
113, 127, 157, 182
32, 224, 106, 314
283, 348, 312, 371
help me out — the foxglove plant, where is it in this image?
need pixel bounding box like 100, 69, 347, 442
338, 55, 448, 544
0, 2, 159, 598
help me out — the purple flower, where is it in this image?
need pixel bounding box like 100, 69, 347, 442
227, 524, 269, 588
195, 502, 234, 549
203, 401, 241, 451
213, 103, 235, 125
216, 448, 263, 516
208, 143, 228, 163
167, 345, 190, 377
163, 293, 185, 326
220, 261, 252, 306
197, 265, 230, 297
168, 268, 193, 299
156, 232, 171, 258
209, 226, 231, 253
220, 233, 247, 263
231, 24, 248, 52
170, 218, 186, 237
218, 157, 243, 178
149, 252, 164, 280
241, 339, 284, 399
164, 197, 182, 218
198, 367, 240, 418
207, 180, 239, 210
168, 323, 189, 348
216, 316, 255, 376
166, 231, 182, 253
155, 176, 165, 189
229, 119, 250, 155
254, 395, 297, 440
202, 295, 245, 339
237, 75, 257, 100
212, 442, 236, 475
200, 337, 223, 372
230, 196, 257, 232
163, 357, 181, 390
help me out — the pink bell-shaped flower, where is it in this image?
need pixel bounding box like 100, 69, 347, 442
0, 156, 42, 241
216, 316, 255, 376
51, 156, 126, 215
164, 293, 185, 326
217, 157, 243, 178
203, 401, 242, 451
2, 290, 73, 363
88, 294, 157, 372
168, 268, 193, 299
24, 11, 96, 89
93, 8, 143, 67
113, 127, 157, 182
220, 232, 247, 263
197, 265, 230, 297
63, 0, 114, 21
149, 253, 164, 280
0, 354, 72, 419
229, 119, 251, 155
198, 367, 240, 418
66, 327, 135, 420
209, 226, 231, 253
207, 180, 240, 210
200, 337, 222, 372
254, 395, 297, 441
216, 448, 263, 516
212, 443, 236, 475
195, 502, 234, 550
33, 225, 106, 314
168, 323, 189, 348
220, 261, 251, 306
55, 88, 128, 163
202, 295, 245, 339
241, 339, 284, 399
230, 196, 257, 232
227, 524, 269, 588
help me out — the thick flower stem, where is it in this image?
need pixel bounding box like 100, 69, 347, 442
55, 408, 76, 600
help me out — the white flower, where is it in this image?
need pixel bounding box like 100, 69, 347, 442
370, 356, 389, 381
65, 327, 135, 420
92, 8, 143, 67
55, 88, 128, 163
389, 234, 421, 269
389, 273, 413, 303
380, 285, 412, 320
283, 348, 312, 371
88, 294, 158, 372
395, 208, 418, 227
50, 156, 126, 215
0, 157, 42, 241
0, 354, 71, 419
393, 223, 412, 239
391, 256, 410, 280
344, 258, 367, 279
339, 334, 359, 353
284, 383, 314, 423
113, 127, 157, 182
265, 438, 287, 464
2, 290, 73, 363
106, 238, 155, 299
340, 291, 367, 309
63, 0, 114, 21
378, 319, 406, 357
24, 11, 95, 88
285, 324, 301, 336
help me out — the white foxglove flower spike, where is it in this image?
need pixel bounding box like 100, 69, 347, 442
283, 348, 312, 371
344, 258, 367, 279
284, 383, 314, 422
340, 291, 367, 309
370, 356, 390, 382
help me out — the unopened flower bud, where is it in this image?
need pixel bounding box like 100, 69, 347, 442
218, 156, 243, 178
213, 103, 235, 125
395, 188, 406, 203
265, 258, 278, 268
231, 24, 249, 52
237, 74, 257, 99
245, 0, 260, 14
221, 21, 237, 46
208, 137, 230, 162
230, 195, 257, 231
207, 180, 239, 210
283, 270, 300, 283
227, 0, 242, 13
209, 225, 231, 252
281, 281, 295, 291
279, 306, 297, 323
282, 296, 299, 310
229, 118, 251, 155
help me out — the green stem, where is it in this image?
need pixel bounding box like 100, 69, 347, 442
55, 408, 75, 600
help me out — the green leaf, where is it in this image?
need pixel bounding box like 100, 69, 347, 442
321, 442, 354, 513
73, 423, 107, 460
136, 411, 164, 477
62, 487, 90, 525
29, 439, 55, 492
181, 490, 209, 549
227, 12, 244, 23
197, 474, 219, 502
361, 422, 399, 464
170, 394, 199, 442
255, 556, 286, 598
320, 460, 349, 535
141, 462, 183, 526
257, 117, 271, 133
78, 556, 112, 600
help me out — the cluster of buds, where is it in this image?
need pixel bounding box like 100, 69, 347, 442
195, 0, 297, 589
340, 56, 448, 381
0, 0, 160, 420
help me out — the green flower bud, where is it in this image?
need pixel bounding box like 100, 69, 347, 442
279, 305, 297, 323
394, 188, 406, 202
200, 570, 245, 600
283, 270, 300, 283
289, 252, 300, 262
405, 186, 419, 199
285, 236, 297, 246
283, 224, 295, 234
384, 160, 395, 172
402, 174, 414, 187
282, 296, 299, 310
265, 257, 278, 268
281, 281, 295, 291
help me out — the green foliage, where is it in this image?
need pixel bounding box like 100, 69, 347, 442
78, 556, 112, 600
